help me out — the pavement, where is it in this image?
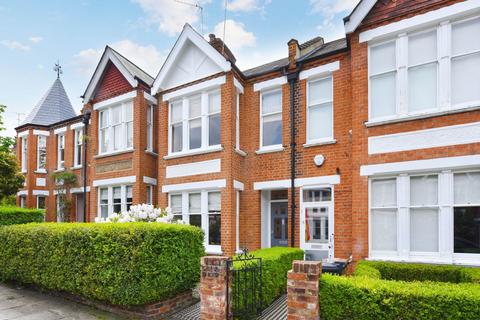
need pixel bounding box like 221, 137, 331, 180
0, 283, 123, 320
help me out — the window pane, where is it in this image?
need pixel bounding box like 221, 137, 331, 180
189, 118, 202, 149
37, 196, 46, 209
189, 214, 202, 228
112, 106, 122, 124
125, 102, 133, 121
126, 186, 133, 211
209, 113, 221, 146
454, 172, 480, 204
262, 90, 282, 114
370, 72, 396, 119
209, 214, 221, 245
100, 128, 108, 153
262, 113, 282, 146
451, 53, 480, 105
100, 110, 109, 127
208, 192, 221, 212
189, 193, 201, 213
100, 188, 108, 200
303, 188, 331, 202
146, 186, 152, 205
172, 123, 183, 152
370, 41, 396, 75
113, 187, 121, 213
408, 30, 437, 66
410, 208, 439, 252
209, 92, 221, 113
147, 106, 152, 123
171, 102, 183, 123
114, 125, 122, 150
309, 78, 332, 105
308, 103, 333, 141
454, 206, 480, 254
408, 63, 437, 112
305, 207, 329, 243
171, 194, 182, 214
371, 179, 396, 207
452, 17, 480, 56
38, 136, 46, 169
127, 122, 133, 148
410, 175, 438, 206
371, 209, 397, 251
189, 95, 202, 118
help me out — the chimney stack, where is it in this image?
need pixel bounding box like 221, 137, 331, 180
208, 34, 237, 65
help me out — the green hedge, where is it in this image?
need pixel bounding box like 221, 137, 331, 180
0, 206, 44, 225
232, 247, 303, 309
321, 261, 480, 320
0, 222, 205, 306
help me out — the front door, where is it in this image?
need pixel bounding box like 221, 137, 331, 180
271, 201, 288, 247
76, 194, 84, 222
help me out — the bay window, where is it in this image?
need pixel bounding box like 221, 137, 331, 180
37, 196, 46, 209
74, 129, 82, 167
37, 135, 47, 171
307, 77, 333, 143
97, 185, 133, 218
21, 137, 27, 172
368, 15, 480, 122
260, 89, 282, 149
57, 134, 65, 170
98, 101, 133, 155
169, 90, 221, 155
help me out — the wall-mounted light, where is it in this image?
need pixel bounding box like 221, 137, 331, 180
314, 154, 325, 167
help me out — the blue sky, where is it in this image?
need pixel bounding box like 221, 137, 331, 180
0, 0, 357, 137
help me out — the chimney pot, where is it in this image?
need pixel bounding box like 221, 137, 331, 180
209, 34, 216, 42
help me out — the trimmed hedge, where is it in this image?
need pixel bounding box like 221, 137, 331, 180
0, 222, 205, 306
233, 247, 304, 308
0, 206, 44, 225
320, 261, 480, 320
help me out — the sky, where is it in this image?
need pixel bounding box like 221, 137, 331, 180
0, 0, 358, 137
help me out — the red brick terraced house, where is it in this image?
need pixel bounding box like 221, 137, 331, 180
16, 0, 480, 265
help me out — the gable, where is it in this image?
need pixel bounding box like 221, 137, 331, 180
93, 62, 133, 103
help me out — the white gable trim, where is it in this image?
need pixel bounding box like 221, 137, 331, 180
83, 48, 138, 103
359, 0, 480, 42
163, 76, 226, 101
344, 0, 377, 34
144, 91, 158, 105
93, 90, 137, 110
152, 24, 231, 94
162, 179, 227, 193
253, 76, 287, 92
299, 61, 340, 80
92, 175, 136, 187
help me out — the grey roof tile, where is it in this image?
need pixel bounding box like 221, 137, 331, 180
297, 38, 347, 62
22, 78, 77, 126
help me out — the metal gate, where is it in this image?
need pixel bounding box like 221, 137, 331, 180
227, 250, 263, 319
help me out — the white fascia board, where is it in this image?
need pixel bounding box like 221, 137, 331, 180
166, 159, 221, 179
295, 175, 341, 187
162, 179, 227, 193
17, 190, 28, 196
152, 24, 231, 94
360, 155, 480, 176
33, 130, 50, 136
144, 91, 158, 105
32, 190, 49, 196
253, 76, 287, 92
299, 61, 340, 80
18, 130, 29, 138
54, 126, 67, 135
360, 0, 480, 42
163, 76, 226, 101
344, 0, 377, 34
93, 90, 137, 110
233, 180, 244, 191
70, 122, 84, 130
92, 175, 136, 187
234, 77, 244, 94
83, 49, 138, 103
143, 176, 157, 185
254, 179, 291, 190
70, 186, 91, 193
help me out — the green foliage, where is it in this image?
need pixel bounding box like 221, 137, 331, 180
0, 206, 44, 225
0, 222, 205, 306
320, 260, 480, 320
232, 247, 304, 308
51, 171, 77, 222
0, 195, 17, 206
0, 105, 15, 153
0, 152, 25, 202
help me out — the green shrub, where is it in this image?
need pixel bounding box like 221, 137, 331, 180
0, 222, 205, 306
0, 206, 44, 225
232, 247, 303, 309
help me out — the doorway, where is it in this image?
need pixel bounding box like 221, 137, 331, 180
270, 189, 288, 247
76, 194, 84, 222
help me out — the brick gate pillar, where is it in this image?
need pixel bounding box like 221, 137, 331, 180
287, 260, 322, 320
200, 256, 231, 320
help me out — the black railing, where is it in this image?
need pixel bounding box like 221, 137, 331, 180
227, 250, 263, 319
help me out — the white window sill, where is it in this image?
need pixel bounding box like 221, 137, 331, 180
145, 149, 158, 157
255, 146, 284, 155
235, 148, 247, 157
54, 168, 65, 173
164, 145, 223, 160
366, 104, 480, 127
71, 165, 82, 170
303, 139, 337, 148
205, 246, 223, 255
94, 148, 134, 159
35, 170, 47, 174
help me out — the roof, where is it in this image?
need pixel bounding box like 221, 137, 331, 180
108, 46, 154, 86
22, 78, 77, 126
242, 57, 289, 78
297, 38, 348, 62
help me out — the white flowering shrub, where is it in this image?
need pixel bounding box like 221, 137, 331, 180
94, 204, 182, 224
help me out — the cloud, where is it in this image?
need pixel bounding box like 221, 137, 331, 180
309, 0, 357, 41
74, 40, 165, 77
309, 0, 357, 14
29, 36, 43, 44
1, 40, 30, 51
226, 0, 259, 12
211, 19, 256, 51
132, 0, 210, 36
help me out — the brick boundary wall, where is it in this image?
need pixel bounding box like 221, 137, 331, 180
287, 260, 322, 320
200, 256, 231, 320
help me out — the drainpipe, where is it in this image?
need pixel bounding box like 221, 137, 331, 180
82, 110, 91, 222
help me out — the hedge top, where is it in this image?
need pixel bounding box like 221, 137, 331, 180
0, 206, 44, 226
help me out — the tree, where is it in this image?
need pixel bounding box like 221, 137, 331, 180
0, 105, 15, 153
0, 151, 24, 202
51, 171, 77, 222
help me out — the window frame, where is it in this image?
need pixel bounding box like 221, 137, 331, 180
21, 136, 27, 172
37, 195, 46, 209
36, 135, 47, 172
146, 185, 153, 205
97, 101, 134, 155
306, 76, 334, 144
57, 134, 65, 170
73, 129, 83, 167
259, 88, 283, 151
96, 184, 133, 218
146, 104, 154, 152
20, 195, 26, 208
